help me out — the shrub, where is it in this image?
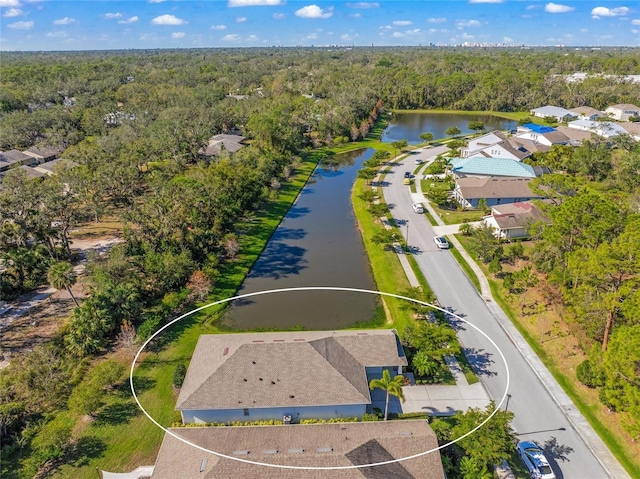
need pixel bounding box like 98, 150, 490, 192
172, 363, 187, 388
576, 359, 602, 388
361, 413, 379, 422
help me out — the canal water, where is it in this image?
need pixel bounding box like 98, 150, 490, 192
223, 148, 378, 331
381, 112, 518, 145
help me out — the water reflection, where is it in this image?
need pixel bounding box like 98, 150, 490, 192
224, 148, 377, 331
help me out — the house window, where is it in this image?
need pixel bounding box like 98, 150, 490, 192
243, 408, 249, 416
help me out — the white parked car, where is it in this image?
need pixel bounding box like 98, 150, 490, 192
517, 441, 556, 479
433, 236, 449, 249
412, 203, 424, 214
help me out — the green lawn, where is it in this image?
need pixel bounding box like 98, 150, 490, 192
49, 155, 320, 479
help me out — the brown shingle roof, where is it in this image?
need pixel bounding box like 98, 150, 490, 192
456, 176, 542, 200
176, 331, 406, 411
151, 421, 444, 479
490, 202, 547, 230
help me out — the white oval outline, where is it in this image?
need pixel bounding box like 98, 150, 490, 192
130, 286, 510, 470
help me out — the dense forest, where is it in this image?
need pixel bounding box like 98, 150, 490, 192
1, 47, 640, 478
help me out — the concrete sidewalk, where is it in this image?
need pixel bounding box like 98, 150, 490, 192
401, 356, 491, 416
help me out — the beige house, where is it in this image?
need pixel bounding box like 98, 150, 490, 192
176, 330, 407, 424
483, 201, 548, 239
605, 104, 640, 121
454, 176, 545, 210
569, 106, 603, 121
151, 421, 445, 479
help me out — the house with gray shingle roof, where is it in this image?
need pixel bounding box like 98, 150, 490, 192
177, 330, 407, 424
151, 421, 444, 479
454, 176, 545, 210
530, 105, 577, 123
200, 133, 246, 157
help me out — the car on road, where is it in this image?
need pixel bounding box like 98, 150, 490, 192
517, 441, 555, 479
403, 171, 411, 178
433, 236, 449, 249
412, 203, 424, 213
414, 158, 424, 164
403, 177, 412, 185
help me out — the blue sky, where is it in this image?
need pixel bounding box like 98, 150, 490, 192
1, 1, 639, 51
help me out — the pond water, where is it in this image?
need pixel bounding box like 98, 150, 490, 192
223, 148, 377, 331
381, 112, 518, 145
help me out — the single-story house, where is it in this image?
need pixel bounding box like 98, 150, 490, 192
567, 119, 628, 139
200, 134, 246, 157
151, 421, 445, 479
515, 124, 570, 146
483, 201, 548, 240
23, 145, 62, 164
569, 106, 603, 121
619, 122, 640, 141
0, 149, 37, 167
605, 103, 640, 121
176, 330, 407, 424
32, 158, 76, 176
453, 176, 544, 210
554, 125, 593, 146
529, 106, 577, 123
450, 157, 537, 178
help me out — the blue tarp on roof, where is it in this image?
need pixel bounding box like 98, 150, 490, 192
522, 123, 556, 134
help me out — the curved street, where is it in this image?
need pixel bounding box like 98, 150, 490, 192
381, 145, 629, 479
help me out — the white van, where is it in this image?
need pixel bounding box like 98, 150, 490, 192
412, 203, 424, 214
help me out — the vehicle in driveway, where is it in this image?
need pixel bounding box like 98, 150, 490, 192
517, 441, 555, 479
433, 236, 449, 249
412, 203, 424, 214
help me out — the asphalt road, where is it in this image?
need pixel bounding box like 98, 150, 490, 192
382, 148, 614, 479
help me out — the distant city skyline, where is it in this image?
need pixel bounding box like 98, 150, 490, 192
1, 1, 639, 51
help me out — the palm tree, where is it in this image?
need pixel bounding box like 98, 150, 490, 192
369, 369, 405, 420
47, 261, 79, 306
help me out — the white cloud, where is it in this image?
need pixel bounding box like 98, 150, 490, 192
273, 12, 285, 19
228, 0, 284, 6
456, 19, 481, 28
469, 0, 503, 3
580, 28, 588, 33
236, 16, 247, 23
211, 24, 227, 30
633, 29, 639, 33
341, 33, 355, 41
171, 32, 185, 39
350, 13, 361, 18
2, 7, 22, 16
221, 33, 240, 41
632, 19, 640, 25
591, 6, 629, 19
295, 5, 333, 19
392, 31, 405, 38
148, 0, 166, 3
545, 3, 575, 13
46, 30, 68, 38
346, 2, 379, 7
380, 25, 392, 30
247, 34, 258, 41
104, 12, 122, 19
503, 36, 513, 42
53, 17, 75, 25
0, 0, 21, 7
393, 20, 412, 26
525, 4, 539, 10
118, 16, 139, 24
427, 17, 446, 23
8, 20, 33, 29
151, 14, 187, 25
305, 32, 318, 40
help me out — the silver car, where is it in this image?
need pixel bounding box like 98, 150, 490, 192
517, 441, 556, 479
433, 236, 449, 249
